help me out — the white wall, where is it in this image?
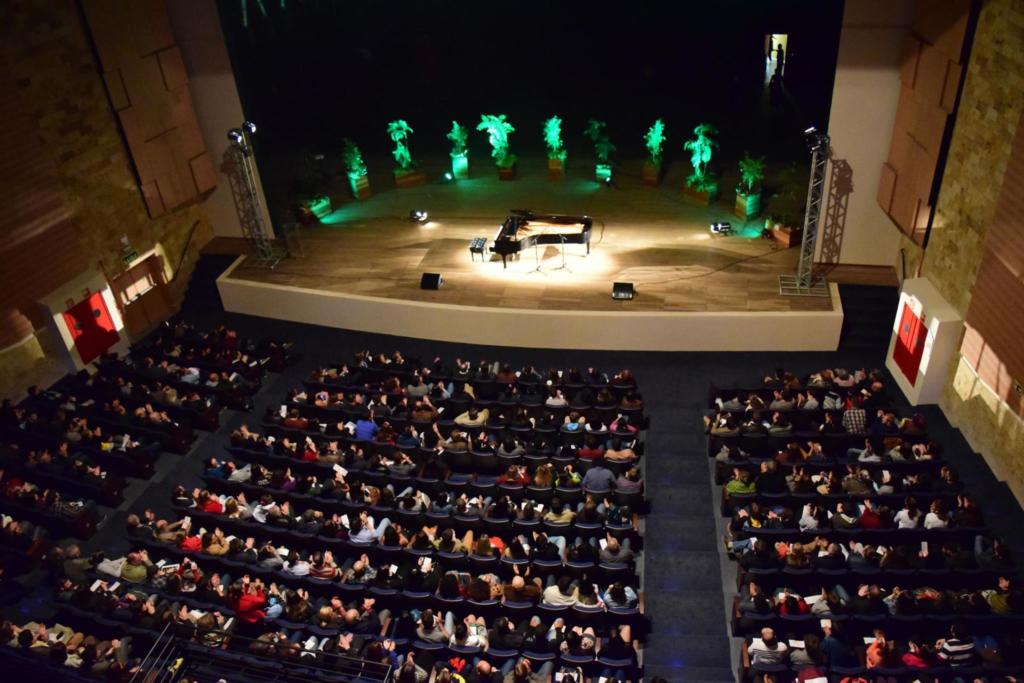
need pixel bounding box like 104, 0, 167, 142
217, 257, 845, 352
166, 0, 273, 239
817, 0, 914, 268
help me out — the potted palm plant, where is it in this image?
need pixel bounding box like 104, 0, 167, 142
477, 114, 516, 180
584, 119, 615, 183
387, 120, 426, 188
642, 118, 666, 186
735, 153, 765, 220
682, 123, 718, 205
293, 150, 331, 224
543, 115, 567, 180
447, 121, 470, 180
342, 138, 370, 199
765, 162, 806, 247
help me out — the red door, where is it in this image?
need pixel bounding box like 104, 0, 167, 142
62, 292, 120, 364
892, 302, 926, 385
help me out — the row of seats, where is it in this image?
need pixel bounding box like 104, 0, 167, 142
711, 369, 1020, 683
222, 445, 646, 509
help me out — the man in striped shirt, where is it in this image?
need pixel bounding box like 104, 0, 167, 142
749, 627, 788, 666
936, 623, 977, 667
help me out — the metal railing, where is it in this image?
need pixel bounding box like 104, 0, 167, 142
140, 627, 392, 683
130, 622, 185, 683
170, 220, 203, 283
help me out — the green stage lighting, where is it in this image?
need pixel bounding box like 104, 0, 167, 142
543, 115, 567, 163
387, 120, 415, 172
683, 123, 718, 192
644, 119, 666, 165
477, 114, 516, 168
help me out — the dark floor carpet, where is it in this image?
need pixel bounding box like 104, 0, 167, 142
7, 299, 1024, 683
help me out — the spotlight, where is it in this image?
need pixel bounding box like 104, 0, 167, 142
710, 221, 733, 235
441, 171, 455, 185
409, 209, 429, 224
227, 129, 244, 145
603, 174, 613, 187
243, 121, 257, 135
803, 124, 828, 153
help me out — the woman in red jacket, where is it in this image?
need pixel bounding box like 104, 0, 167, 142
197, 490, 224, 514
229, 577, 267, 634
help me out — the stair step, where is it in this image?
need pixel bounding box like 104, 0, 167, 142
838, 284, 899, 352
180, 254, 235, 312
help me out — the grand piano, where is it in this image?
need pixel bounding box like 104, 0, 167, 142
491, 209, 593, 268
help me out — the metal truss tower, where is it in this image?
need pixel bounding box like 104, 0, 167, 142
780, 129, 830, 296
227, 123, 285, 268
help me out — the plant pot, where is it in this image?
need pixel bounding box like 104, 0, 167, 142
595, 163, 613, 183
394, 168, 427, 188
547, 157, 565, 181
772, 223, 803, 248
451, 152, 469, 180
734, 191, 761, 220
641, 160, 661, 186
305, 195, 332, 219
348, 172, 371, 200
498, 163, 517, 181
682, 183, 717, 206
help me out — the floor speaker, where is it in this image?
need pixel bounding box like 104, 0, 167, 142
612, 282, 635, 300
420, 273, 443, 290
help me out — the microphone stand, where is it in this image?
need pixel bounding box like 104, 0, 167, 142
553, 235, 572, 273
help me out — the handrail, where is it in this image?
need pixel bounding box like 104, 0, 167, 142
178, 628, 392, 683
130, 621, 176, 683
171, 220, 202, 283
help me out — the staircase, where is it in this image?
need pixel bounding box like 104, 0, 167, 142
179, 253, 238, 313
837, 284, 900, 353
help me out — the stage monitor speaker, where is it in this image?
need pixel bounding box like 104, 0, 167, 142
420, 273, 443, 290
612, 282, 635, 300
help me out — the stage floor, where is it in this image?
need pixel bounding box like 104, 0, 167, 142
233, 159, 831, 313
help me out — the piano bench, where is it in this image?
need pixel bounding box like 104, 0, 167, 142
469, 237, 489, 261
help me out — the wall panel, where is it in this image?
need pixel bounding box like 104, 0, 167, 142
82, 0, 215, 218
877, 0, 972, 243
962, 111, 1024, 416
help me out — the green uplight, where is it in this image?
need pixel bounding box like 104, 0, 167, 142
595, 163, 613, 182
387, 119, 416, 172
477, 114, 516, 168
543, 115, 567, 163
683, 123, 718, 192
644, 118, 666, 165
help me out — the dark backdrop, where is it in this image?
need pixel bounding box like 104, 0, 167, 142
217, 0, 844, 208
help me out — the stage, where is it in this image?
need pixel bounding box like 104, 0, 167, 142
218, 158, 844, 350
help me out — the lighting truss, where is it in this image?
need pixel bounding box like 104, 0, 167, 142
780, 130, 830, 297
226, 126, 286, 268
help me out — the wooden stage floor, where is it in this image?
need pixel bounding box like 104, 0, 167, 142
233, 160, 832, 313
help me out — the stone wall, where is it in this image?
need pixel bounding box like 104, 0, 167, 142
0, 0, 213, 400
913, 0, 1024, 315
907, 0, 1024, 502
1, 0, 214, 280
